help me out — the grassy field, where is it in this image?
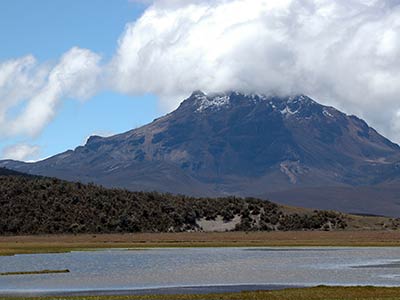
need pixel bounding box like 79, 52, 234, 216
1, 286, 400, 300
1, 231, 400, 256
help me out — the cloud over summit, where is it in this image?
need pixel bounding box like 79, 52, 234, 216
112, 0, 400, 140
1, 0, 400, 160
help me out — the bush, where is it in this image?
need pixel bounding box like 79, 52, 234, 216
0, 175, 347, 235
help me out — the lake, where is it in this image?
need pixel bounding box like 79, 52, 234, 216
1, 247, 400, 296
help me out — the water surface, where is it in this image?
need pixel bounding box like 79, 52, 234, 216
1, 247, 400, 296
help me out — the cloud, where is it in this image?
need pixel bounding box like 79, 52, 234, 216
0, 56, 48, 129
1, 143, 40, 161
1, 0, 400, 149
110, 0, 400, 142
0, 47, 101, 137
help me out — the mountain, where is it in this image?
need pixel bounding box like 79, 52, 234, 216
2, 91, 400, 216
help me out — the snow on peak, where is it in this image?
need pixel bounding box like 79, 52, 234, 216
287, 94, 314, 104
280, 106, 299, 116
194, 93, 231, 112
188, 91, 322, 116
323, 108, 334, 118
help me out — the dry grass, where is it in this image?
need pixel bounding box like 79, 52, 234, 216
1, 231, 400, 256
1, 286, 400, 300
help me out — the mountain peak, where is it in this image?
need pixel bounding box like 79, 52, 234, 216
190, 90, 207, 97
185, 90, 232, 113
183, 91, 322, 118
86, 135, 103, 145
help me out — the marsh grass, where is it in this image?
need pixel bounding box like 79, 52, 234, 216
2, 231, 400, 256
1, 286, 400, 300
0, 231, 400, 255
0, 269, 70, 276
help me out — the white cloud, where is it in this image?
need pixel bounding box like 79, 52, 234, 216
0, 47, 101, 137
110, 0, 400, 142
1, 0, 400, 149
1, 143, 40, 161
0, 56, 48, 127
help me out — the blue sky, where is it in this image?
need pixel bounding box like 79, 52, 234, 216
0, 0, 144, 60
0, 0, 399, 161
0, 0, 159, 160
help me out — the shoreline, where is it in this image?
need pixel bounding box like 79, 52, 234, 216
2, 231, 400, 256
0, 284, 303, 297
1, 286, 400, 300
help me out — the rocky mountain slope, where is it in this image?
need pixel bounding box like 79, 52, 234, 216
2, 91, 400, 216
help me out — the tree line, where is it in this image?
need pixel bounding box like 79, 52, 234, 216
0, 174, 347, 235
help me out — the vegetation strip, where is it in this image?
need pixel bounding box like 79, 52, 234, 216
1, 286, 400, 300
0, 269, 70, 276
2, 175, 399, 236
2, 231, 400, 256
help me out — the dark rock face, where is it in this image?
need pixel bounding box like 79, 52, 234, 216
2, 91, 400, 216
